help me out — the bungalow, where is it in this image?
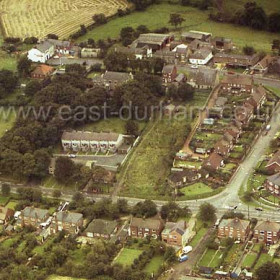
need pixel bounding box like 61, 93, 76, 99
134, 33, 174, 51
92, 71, 133, 91
264, 173, 280, 197
212, 37, 233, 51
251, 55, 274, 74
266, 150, 280, 173
167, 169, 201, 188
84, 219, 118, 239
31, 64, 55, 79
253, 220, 280, 245
129, 216, 164, 239
61, 131, 125, 153
0, 206, 14, 225
213, 53, 259, 68
187, 68, 219, 89
28, 40, 55, 63
51, 211, 83, 235
189, 48, 213, 65
162, 65, 177, 84
161, 220, 188, 247
221, 74, 254, 94
202, 152, 224, 171
182, 31, 212, 43
218, 218, 250, 242
20, 207, 49, 229
214, 139, 233, 157
81, 47, 101, 58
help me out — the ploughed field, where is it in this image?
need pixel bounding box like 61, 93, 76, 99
0, 0, 129, 39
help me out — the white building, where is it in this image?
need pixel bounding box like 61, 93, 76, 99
189, 48, 213, 65
61, 131, 125, 153
28, 41, 55, 63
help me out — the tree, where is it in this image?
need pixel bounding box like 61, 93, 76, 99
125, 120, 139, 136
256, 261, 280, 280
268, 13, 280, 33
1, 183, 10, 197
198, 202, 216, 222
132, 199, 157, 218
92, 13, 107, 24
65, 64, 85, 75
169, 13, 185, 28
54, 157, 75, 183
120, 26, 136, 46
243, 45, 255, 55
47, 34, 58, 39
17, 56, 32, 77
161, 202, 190, 221
0, 70, 18, 97
177, 83, 194, 101
23, 36, 38, 44
243, 191, 254, 202
24, 80, 42, 96
164, 246, 177, 262
52, 189, 61, 198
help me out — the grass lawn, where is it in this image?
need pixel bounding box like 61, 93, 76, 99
255, 253, 273, 270
221, 163, 237, 173
266, 86, 280, 98
114, 248, 143, 266
1, 236, 19, 248
0, 196, 10, 206
199, 249, 218, 267
173, 160, 202, 169
243, 253, 258, 268
76, 118, 147, 134
0, 107, 16, 138
76, 3, 280, 52
181, 183, 213, 198
32, 237, 55, 255
0, 51, 17, 71
223, 244, 243, 270
42, 176, 77, 190
5, 200, 18, 210
144, 255, 164, 274
189, 227, 208, 248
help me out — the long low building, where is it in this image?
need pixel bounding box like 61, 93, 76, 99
61, 131, 125, 153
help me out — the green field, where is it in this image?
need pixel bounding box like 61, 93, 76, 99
243, 253, 258, 268
114, 248, 143, 266
77, 3, 280, 52
144, 255, 164, 274
0, 107, 16, 138
199, 249, 223, 268
181, 183, 214, 197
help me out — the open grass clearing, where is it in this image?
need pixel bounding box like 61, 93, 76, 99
242, 253, 258, 268
0, 107, 16, 138
181, 183, 213, 198
144, 255, 165, 274
114, 248, 143, 266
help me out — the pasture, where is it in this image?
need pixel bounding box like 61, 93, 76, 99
0, 0, 130, 39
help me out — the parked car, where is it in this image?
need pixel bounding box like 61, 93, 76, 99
182, 246, 193, 254
178, 255, 189, 262
255, 207, 263, 211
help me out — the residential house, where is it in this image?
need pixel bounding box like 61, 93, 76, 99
129, 216, 164, 239
218, 218, 250, 242
153, 50, 176, 64
167, 169, 201, 188
213, 53, 259, 68
61, 131, 125, 153
84, 219, 118, 239
174, 73, 186, 85
20, 207, 49, 228
264, 173, 280, 197
161, 220, 188, 247
28, 40, 55, 63
215, 97, 228, 108
253, 220, 280, 244
162, 65, 177, 84
214, 139, 233, 157
116, 45, 153, 60
202, 152, 224, 171
187, 69, 219, 89
133, 33, 174, 51
189, 48, 213, 65
245, 85, 267, 110
47, 39, 72, 55
31, 64, 55, 79
92, 71, 133, 91
188, 39, 212, 52
221, 74, 254, 94
235, 102, 254, 125
0, 206, 14, 225
212, 37, 233, 51
51, 211, 83, 235
81, 48, 101, 58
226, 125, 241, 142
182, 31, 212, 43
266, 150, 280, 173
251, 55, 274, 74
171, 43, 190, 63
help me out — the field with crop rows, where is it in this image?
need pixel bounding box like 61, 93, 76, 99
0, 0, 129, 39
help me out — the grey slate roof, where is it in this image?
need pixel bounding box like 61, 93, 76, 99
22, 207, 48, 219
219, 218, 250, 230
56, 211, 83, 223
267, 173, 280, 186
130, 217, 162, 230
255, 220, 280, 232
36, 40, 53, 53
85, 219, 117, 235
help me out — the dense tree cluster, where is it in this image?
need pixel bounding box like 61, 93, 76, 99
0, 70, 18, 98
128, 0, 158, 11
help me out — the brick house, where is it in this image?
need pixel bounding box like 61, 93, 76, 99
20, 207, 49, 229
162, 65, 177, 84
31, 64, 54, 79
213, 53, 259, 68
265, 150, 280, 173
245, 85, 267, 110
251, 55, 274, 74
225, 125, 241, 142
0, 206, 14, 225
218, 218, 250, 242
161, 220, 188, 247
212, 37, 233, 51
253, 220, 280, 245
214, 139, 233, 157
129, 216, 164, 239
189, 48, 213, 65
264, 173, 280, 197
235, 103, 254, 125
187, 68, 219, 89
84, 219, 118, 239
221, 74, 254, 94
51, 211, 83, 235
167, 169, 202, 188
202, 152, 224, 171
